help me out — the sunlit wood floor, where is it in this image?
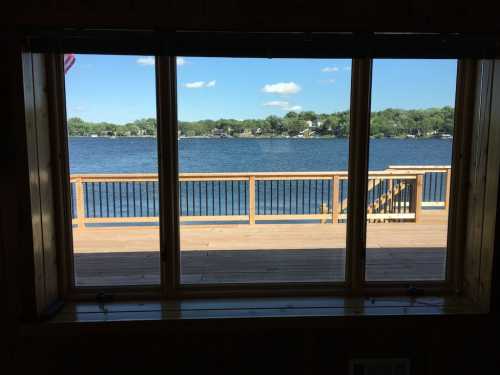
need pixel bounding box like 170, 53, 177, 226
73, 211, 448, 286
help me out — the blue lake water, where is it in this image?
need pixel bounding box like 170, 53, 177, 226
69, 137, 452, 174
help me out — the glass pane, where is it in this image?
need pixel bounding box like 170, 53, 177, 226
365, 59, 457, 281
65, 54, 160, 286
176, 57, 351, 284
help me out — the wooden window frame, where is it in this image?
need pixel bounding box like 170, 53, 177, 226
20, 36, 498, 311
56, 55, 473, 299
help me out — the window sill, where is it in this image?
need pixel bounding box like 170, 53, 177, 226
21, 295, 484, 332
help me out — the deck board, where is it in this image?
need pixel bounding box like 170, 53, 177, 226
73, 211, 448, 286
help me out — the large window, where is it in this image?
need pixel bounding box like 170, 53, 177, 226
54, 54, 473, 297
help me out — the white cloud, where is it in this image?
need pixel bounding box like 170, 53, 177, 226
263, 101, 301, 111
321, 66, 339, 72
136, 56, 155, 66
263, 101, 290, 108
185, 81, 205, 88
177, 57, 186, 66
184, 80, 216, 89
262, 82, 301, 94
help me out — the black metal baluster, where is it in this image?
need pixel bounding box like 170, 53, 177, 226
89, 182, 96, 217
307, 180, 311, 214
433, 172, 438, 202
302, 180, 305, 214
132, 182, 136, 217
270, 180, 273, 214
185, 181, 189, 216
204, 181, 208, 216
146, 182, 150, 216
238, 181, 241, 215
137, 182, 141, 217
104, 182, 109, 217
119, 182, 122, 217
212, 181, 215, 216
125, 182, 130, 217
264, 181, 267, 215
89, 182, 93, 217
197, 181, 201, 216
218, 181, 221, 215
320, 179, 324, 214
224, 181, 228, 215
97, 182, 101, 217
315, 180, 319, 214
281, 180, 285, 214
112, 182, 116, 217
231, 180, 235, 215
295, 180, 299, 214
190, 181, 195, 216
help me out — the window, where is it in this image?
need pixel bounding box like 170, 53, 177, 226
58, 55, 466, 294
28, 47, 493, 305
64, 54, 161, 287
364, 59, 457, 282
176, 57, 351, 285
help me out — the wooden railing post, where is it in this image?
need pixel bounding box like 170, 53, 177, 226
75, 177, 85, 230
444, 168, 451, 210
331, 175, 340, 224
414, 174, 423, 222
249, 176, 256, 224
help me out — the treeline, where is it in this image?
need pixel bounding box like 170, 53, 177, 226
68, 107, 454, 138
68, 118, 157, 137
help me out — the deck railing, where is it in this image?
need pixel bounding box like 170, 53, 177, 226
70, 166, 451, 229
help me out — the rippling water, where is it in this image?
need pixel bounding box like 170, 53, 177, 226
69, 137, 452, 174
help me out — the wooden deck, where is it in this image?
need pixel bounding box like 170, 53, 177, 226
73, 211, 448, 286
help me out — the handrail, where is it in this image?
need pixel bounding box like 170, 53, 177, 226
69, 166, 450, 229
70, 170, 421, 182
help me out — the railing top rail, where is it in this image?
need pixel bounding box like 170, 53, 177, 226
70, 169, 433, 183
388, 165, 451, 172
70, 173, 158, 183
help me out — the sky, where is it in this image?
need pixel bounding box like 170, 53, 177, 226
65, 55, 457, 124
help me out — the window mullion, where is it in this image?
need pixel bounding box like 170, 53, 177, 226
446, 59, 477, 290
346, 58, 372, 295
156, 56, 181, 297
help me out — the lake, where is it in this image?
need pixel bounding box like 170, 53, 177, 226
69, 137, 453, 174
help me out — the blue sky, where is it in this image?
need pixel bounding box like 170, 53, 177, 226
65, 55, 457, 124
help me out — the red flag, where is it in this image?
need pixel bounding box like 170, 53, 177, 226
64, 54, 76, 74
